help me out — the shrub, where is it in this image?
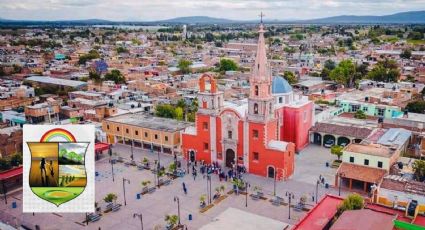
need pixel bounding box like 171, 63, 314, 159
103, 193, 117, 203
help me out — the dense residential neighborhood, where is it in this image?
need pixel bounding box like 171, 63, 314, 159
1, 6, 425, 230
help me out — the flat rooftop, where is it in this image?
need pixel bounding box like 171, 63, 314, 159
26, 76, 87, 88
105, 113, 193, 132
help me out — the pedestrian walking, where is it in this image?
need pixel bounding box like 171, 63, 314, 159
182, 182, 187, 195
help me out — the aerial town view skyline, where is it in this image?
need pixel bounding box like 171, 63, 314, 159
1, 1, 425, 230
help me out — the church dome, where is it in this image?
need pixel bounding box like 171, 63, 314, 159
272, 76, 292, 94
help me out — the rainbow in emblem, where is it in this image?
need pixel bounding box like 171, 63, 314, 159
40, 128, 77, 143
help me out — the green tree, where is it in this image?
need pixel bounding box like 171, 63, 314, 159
405, 100, 425, 114
331, 145, 344, 160
88, 71, 102, 83
9, 154, 23, 167
155, 104, 176, 119
329, 59, 357, 87
116, 46, 129, 53
59, 149, 67, 158
368, 59, 398, 83
104, 70, 126, 84
219, 58, 238, 72
400, 49, 412, 59
174, 107, 184, 121
0, 158, 11, 170
165, 214, 179, 228
354, 110, 367, 119
78, 49, 100, 65
178, 59, 192, 74
337, 193, 364, 215
412, 160, 425, 182
324, 60, 336, 70
281, 71, 297, 84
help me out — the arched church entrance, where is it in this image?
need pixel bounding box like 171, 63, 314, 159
225, 149, 235, 168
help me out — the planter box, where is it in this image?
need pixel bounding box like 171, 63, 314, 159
213, 195, 227, 204
200, 204, 214, 213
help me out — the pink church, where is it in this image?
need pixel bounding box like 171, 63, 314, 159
181, 23, 313, 179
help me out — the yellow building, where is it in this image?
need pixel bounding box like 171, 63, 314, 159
102, 113, 192, 155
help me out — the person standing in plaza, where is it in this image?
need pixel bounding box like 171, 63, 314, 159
182, 182, 187, 195
193, 168, 197, 180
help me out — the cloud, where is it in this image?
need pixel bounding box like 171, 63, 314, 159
0, 0, 424, 20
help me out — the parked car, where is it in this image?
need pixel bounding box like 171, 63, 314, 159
324, 139, 335, 148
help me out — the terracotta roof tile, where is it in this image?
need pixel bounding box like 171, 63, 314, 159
310, 123, 373, 139
337, 163, 387, 184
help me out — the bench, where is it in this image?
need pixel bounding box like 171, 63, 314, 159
148, 187, 156, 194
163, 179, 171, 186
270, 196, 284, 206
88, 213, 101, 222
111, 204, 121, 212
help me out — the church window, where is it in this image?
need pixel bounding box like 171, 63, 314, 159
253, 152, 259, 161
253, 130, 259, 138
255, 85, 259, 96
228, 130, 233, 139
204, 142, 209, 151
254, 103, 258, 114
203, 122, 208, 130
279, 97, 283, 103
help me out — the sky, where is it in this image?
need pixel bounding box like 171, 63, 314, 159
0, 0, 424, 21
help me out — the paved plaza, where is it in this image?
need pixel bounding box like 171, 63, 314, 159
1, 144, 349, 230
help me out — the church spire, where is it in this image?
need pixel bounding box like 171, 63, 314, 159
252, 13, 271, 84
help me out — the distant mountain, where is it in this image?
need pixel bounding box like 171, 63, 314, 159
303, 11, 425, 24
156, 16, 238, 24
0, 11, 424, 26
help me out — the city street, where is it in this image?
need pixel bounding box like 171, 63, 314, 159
1, 144, 349, 230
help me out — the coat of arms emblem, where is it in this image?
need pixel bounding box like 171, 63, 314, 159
27, 128, 89, 206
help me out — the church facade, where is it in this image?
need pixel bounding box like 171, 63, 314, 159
181, 23, 313, 179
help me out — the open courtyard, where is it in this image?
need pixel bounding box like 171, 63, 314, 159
1, 144, 349, 230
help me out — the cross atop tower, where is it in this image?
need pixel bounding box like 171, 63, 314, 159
259, 12, 265, 24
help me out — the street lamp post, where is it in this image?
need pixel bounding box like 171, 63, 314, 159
133, 213, 144, 230
315, 179, 320, 204
273, 172, 277, 196
109, 146, 115, 182
2, 180, 7, 204
130, 140, 134, 161
174, 196, 181, 226
123, 178, 130, 206
338, 172, 345, 196
157, 149, 161, 169
206, 175, 212, 204
245, 181, 250, 207
286, 191, 295, 220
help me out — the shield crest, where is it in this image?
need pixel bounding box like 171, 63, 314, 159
28, 142, 89, 206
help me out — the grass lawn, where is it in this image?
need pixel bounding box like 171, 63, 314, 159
407, 39, 425, 45
31, 187, 85, 206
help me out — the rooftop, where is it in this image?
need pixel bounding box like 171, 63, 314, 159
345, 143, 393, 158
105, 113, 193, 132
293, 194, 343, 230
337, 162, 387, 184
310, 122, 373, 139
330, 209, 395, 230
377, 128, 411, 148
26, 76, 87, 88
